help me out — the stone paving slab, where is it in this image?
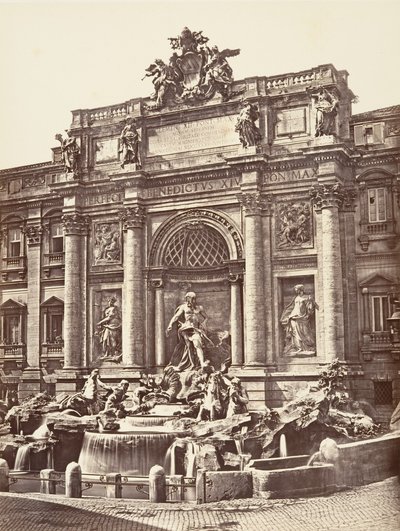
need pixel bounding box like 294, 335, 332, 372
0, 477, 399, 530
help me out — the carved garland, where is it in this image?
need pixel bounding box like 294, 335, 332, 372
23, 224, 43, 246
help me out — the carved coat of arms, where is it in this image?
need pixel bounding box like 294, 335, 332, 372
143, 27, 241, 110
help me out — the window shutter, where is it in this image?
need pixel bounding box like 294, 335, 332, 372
354, 125, 365, 146
372, 122, 384, 144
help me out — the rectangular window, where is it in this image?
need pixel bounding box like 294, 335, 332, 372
51, 223, 64, 253
354, 122, 384, 146
374, 381, 392, 406
49, 314, 63, 343
368, 188, 386, 222
371, 295, 389, 332
8, 228, 21, 257
276, 108, 307, 136
3, 315, 20, 344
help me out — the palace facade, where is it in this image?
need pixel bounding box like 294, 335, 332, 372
0, 55, 399, 421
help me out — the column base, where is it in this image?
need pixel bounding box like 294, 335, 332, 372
55, 368, 88, 396
19, 367, 42, 401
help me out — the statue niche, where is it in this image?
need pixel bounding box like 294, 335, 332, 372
93, 292, 122, 363
280, 278, 318, 357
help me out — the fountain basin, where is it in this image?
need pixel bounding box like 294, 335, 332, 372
251, 463, 336, 499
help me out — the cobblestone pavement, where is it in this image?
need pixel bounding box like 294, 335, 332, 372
0, 477, 399, 531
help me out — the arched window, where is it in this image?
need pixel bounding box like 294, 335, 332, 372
164, 223, 229, 268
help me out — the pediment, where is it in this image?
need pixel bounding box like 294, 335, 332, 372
0, 299, 27, 310
40, 296, 64, 308
359, 273, 398, 287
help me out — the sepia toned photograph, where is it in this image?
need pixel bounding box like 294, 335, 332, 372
0, 0, 399, 529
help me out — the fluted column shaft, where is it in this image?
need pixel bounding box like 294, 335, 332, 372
229, 274, 243, 366
120, 206, 146, 366
310, 184, 345, 360
154, 282, 166, 367
25, 223, 43, 368
239, 192, 267, 365
62, 213, 89, 368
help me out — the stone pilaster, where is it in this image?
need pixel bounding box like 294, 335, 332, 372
119, 205, 146, 367
261, 196, 274, 365
340, 188, 359, 361
228, 273, 244, 366
20, 222, 43, 397
237, 191, 267, 365
152, 279, 166, 367
61, 212, 90, 368
310, 183, 345, 360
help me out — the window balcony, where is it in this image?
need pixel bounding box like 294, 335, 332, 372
40, 342, 64, 368
44, 252, 65, 266
0, 343, 26, 368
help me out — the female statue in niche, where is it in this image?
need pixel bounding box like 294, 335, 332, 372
235, 100, 262, 148
96, 296, 122, 360
280, 284, 317, 356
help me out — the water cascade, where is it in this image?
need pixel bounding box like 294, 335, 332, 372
78, 429, 176, 475
14, 444, 31, 471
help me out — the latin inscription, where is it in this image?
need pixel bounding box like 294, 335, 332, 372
145, 177, 241, 199
264, 167, 317, 183
85, 192, 123, 206
147, 115, 239, 156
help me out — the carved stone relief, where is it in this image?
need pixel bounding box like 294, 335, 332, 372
276, 201, 312, 249
93, 222, 121, 264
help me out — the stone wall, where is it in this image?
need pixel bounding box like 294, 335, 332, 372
336, 432, 400, 486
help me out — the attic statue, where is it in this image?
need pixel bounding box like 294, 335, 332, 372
55, 130, 80, 175
119, 118, 141, 169
309, 86, 339, 136
235, 100, 262, 148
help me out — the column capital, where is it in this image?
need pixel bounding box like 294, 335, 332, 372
23, 224, 43, 246
341, 187, 357, 212
119, 206, 146, 229
228, 273, 243, 284
61, 213, 90, 235
237, 192, 267, 215
309, 183, 344, 210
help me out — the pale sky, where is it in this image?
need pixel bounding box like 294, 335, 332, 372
0, 0, 399, 170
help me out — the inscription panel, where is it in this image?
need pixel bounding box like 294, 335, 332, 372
147, 115, 239, 156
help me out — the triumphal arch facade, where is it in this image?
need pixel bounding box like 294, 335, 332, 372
0, 28, 399, 420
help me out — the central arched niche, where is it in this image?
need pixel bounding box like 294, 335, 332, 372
148, 209, 244, 369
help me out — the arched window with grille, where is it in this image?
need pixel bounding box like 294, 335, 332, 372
163, 223, 229, 268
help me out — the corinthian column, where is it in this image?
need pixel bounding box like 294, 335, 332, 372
310, 183, 345, 360
228, 273, 244, 366
119, 206, 146, 367
61, 213, 90, 368
238, 192, 266, 365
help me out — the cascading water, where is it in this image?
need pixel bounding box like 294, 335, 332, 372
78, 429, 176, 475
14, 444, 31, 471
279, 434, 288, 457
